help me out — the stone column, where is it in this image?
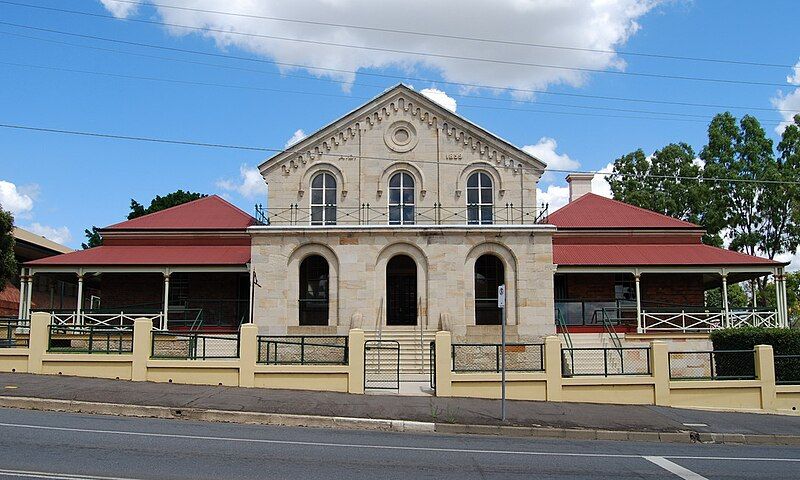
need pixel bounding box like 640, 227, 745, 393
348, 328, 365, 394
17, 270, 27, 319
162, 273, 170, 330
27, 312, 50, 374
434, 330, 452, 397
238, 323, 259, 387
635, 273, 642, 333
131, 318, 153, 381
721, 272, 729, 327
544, 335, 563, 402
755, 344, 776, 412
651, 340, 670, 406
76, 274, 84, 320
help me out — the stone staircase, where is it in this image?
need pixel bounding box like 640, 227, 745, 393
364, 328, 436, 381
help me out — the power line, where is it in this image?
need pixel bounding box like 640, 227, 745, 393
6, 59, 780, 126
0, 5, 793, 88
94, 0, 793, 69
2, 25, 797, 116
2, 121, 798, 185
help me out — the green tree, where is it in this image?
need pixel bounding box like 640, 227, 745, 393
705, 283, 750, 310
0, 206, 16, 292
127, 190, 206, 220
760, 272, 800, 329
83, 190, 207, 248
702, 113, 800, 261
608, 143, 722, 245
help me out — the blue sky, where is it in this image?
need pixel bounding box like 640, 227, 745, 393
1, 0, 798, 251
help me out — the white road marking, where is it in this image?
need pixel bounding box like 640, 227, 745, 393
682, 423, 708, 427
1, 421, 799, 463
644, 456, 709, 480
0, 468, 145, 480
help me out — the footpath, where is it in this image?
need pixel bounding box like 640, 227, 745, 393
1, 372, 799, 445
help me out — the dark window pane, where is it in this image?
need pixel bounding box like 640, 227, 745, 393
467, 205, 479, 224
389, 205, 400, 224
311, 190, 323, 204
389, 173, 401, 187
311, 207, 323, 224
324, 188, 336, 204
324, 206, 337, 225
467, 188, 478, 203
324, 174, 336, 189
480, 172, 492, 188
402, 189, 414, 204
312, 174, 324, 188
481, 187, 493, 203
467, 173, 479, 187
299, 255, 329, 326
389, 188, 400, 204
402, 173, 414, 187
474, 255, 504, 325
403, 206, 415, 223
481, 206, 493, 224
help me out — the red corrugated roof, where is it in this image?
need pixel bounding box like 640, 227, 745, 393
548, 193, 699, 229
104, 195, 256, 230
553, 243, 780, 266
25, 245, 250, 266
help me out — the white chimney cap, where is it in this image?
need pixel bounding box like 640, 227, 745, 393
566, 173, 594, 203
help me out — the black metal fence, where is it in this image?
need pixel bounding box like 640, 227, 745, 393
451, 343, 545, 372
364, 340, 400, 390
0, 318, 29, 348
668, 350, 756, 380
257, 335, 348, 365
255, 203, 549, 226
562, 347, 651, 377
151, 332, 240, 359
429, 340, 436, 391
47, 325, 133, 354
774, 355, 800, 385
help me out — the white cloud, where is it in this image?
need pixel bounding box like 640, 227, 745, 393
0, 180, 35, 217
776, 247, 800, 273
98, 0, 658, 95
523, 137, 580, 183
25, 223, 72, 245
100, 0, 141, 18
591, 162, 614, 199
536, 184, 570, 213
217, 165, 266, 200
420, 88, 456, 112
284, 129, 307, 149
772, 59, 800, 134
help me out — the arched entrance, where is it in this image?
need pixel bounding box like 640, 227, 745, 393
386, 255, 417, 326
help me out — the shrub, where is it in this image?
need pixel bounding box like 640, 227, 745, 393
710, 328, 800, 383
709, 327, 800, 354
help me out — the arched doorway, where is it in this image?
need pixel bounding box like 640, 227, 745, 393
299, 255, 329, 326
475, 254, 504, 325
386, 255, 417, 326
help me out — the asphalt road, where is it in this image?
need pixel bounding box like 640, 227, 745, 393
0, 408, 798, 479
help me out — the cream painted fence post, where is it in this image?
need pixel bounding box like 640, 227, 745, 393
27, 312, 50, 374
131, 318, 152, 381
348, 329, 365, 394
238, 324, 259, 388
434, 331, 452, 397
544, 336, 563, 401
650, 340, 670, 406
755, 344, 776, 412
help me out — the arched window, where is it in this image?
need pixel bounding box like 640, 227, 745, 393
466, 172, 493, 225
299, 255, 329, 325
310, 172, 337, 225
388, 172, 415, 225
474, 254, 504, 325
386, 255, 417, 325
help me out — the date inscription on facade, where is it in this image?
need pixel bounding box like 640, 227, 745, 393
445, 153, 463, 160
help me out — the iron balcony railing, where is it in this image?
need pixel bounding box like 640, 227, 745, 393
151, 331, 240, 360
257, 335, 348, 365
254, 203, 549, 226
47, 325, 134, 354
0, 318, 29, 348
451, 343, 545, 372
561, 347, 651, 377
668, 350, 756, 380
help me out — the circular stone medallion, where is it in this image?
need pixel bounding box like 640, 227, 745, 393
384, 121, 418, 153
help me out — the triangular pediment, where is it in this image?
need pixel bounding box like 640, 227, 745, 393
258, 84, 547, 176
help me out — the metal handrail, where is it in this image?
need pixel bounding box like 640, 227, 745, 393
554, 308, 573, 350
254, 202, 549, 226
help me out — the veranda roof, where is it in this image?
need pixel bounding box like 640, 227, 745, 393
553, 243, 783, 267
25, 245, 250, 267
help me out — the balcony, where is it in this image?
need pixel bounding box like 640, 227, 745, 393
254, 203, 549, 227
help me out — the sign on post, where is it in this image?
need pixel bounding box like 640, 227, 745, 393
498, 284, 506, 308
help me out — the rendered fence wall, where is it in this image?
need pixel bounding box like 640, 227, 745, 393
11, 313, 365, 394
434, 331, 800, 414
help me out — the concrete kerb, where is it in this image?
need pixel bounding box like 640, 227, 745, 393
2, 395, 800, 445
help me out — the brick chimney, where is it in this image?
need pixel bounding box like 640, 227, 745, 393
566, 173, 594, 203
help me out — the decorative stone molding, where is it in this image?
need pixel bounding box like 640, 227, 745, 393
383, 120, 418, 153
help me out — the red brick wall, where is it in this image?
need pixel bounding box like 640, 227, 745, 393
641, 273, 704, 308
560, 272, 705, 308
101, 273, 164, 309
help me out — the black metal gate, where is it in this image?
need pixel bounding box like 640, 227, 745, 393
364, 340, 400, 390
